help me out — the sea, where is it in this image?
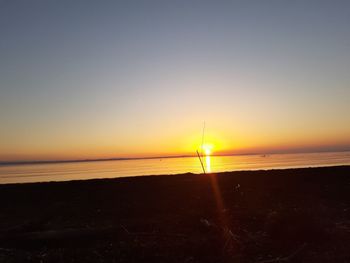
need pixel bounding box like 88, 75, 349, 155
1, 151, 350, 184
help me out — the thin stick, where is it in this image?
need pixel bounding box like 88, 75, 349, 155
197, 150, 206, 174
201, 121, 205, 158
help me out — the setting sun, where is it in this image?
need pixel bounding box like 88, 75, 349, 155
202, 144, 213, 156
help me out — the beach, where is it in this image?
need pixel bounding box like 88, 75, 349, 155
1, 166, 350, 262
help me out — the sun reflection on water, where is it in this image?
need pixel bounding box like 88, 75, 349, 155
205, 155, 211, 173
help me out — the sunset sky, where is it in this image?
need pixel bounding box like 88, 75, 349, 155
1, 1, 350, 161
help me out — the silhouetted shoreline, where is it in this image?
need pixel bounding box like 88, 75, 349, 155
0, 166, 350, 262
0, 155, 192, 166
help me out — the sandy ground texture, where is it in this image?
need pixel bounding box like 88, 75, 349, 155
0, 166, 350, 262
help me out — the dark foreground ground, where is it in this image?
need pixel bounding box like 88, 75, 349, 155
0, 166, 350, 262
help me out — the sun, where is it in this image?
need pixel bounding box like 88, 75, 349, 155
202, 144, 213, 156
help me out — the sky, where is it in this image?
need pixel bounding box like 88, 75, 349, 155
1, 0, 350, 161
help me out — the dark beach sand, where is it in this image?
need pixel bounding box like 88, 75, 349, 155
0, 166, 350, 262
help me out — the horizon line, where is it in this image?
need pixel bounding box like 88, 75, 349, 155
1, 148, 350, 166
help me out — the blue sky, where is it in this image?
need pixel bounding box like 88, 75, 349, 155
1, 0, 350, 161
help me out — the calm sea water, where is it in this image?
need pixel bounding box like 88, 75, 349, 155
1, 151, 350, 184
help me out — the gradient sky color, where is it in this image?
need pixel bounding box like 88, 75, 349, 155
1, 0, 350, 161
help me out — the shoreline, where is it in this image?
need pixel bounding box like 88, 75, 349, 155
0, 164, 349, 186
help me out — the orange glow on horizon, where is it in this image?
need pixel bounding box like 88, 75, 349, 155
1, 124, 350, 162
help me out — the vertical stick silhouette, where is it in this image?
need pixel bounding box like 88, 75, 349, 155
197, 121, 206, 174
201, 121, 205, 159
197, 150, 206, 174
